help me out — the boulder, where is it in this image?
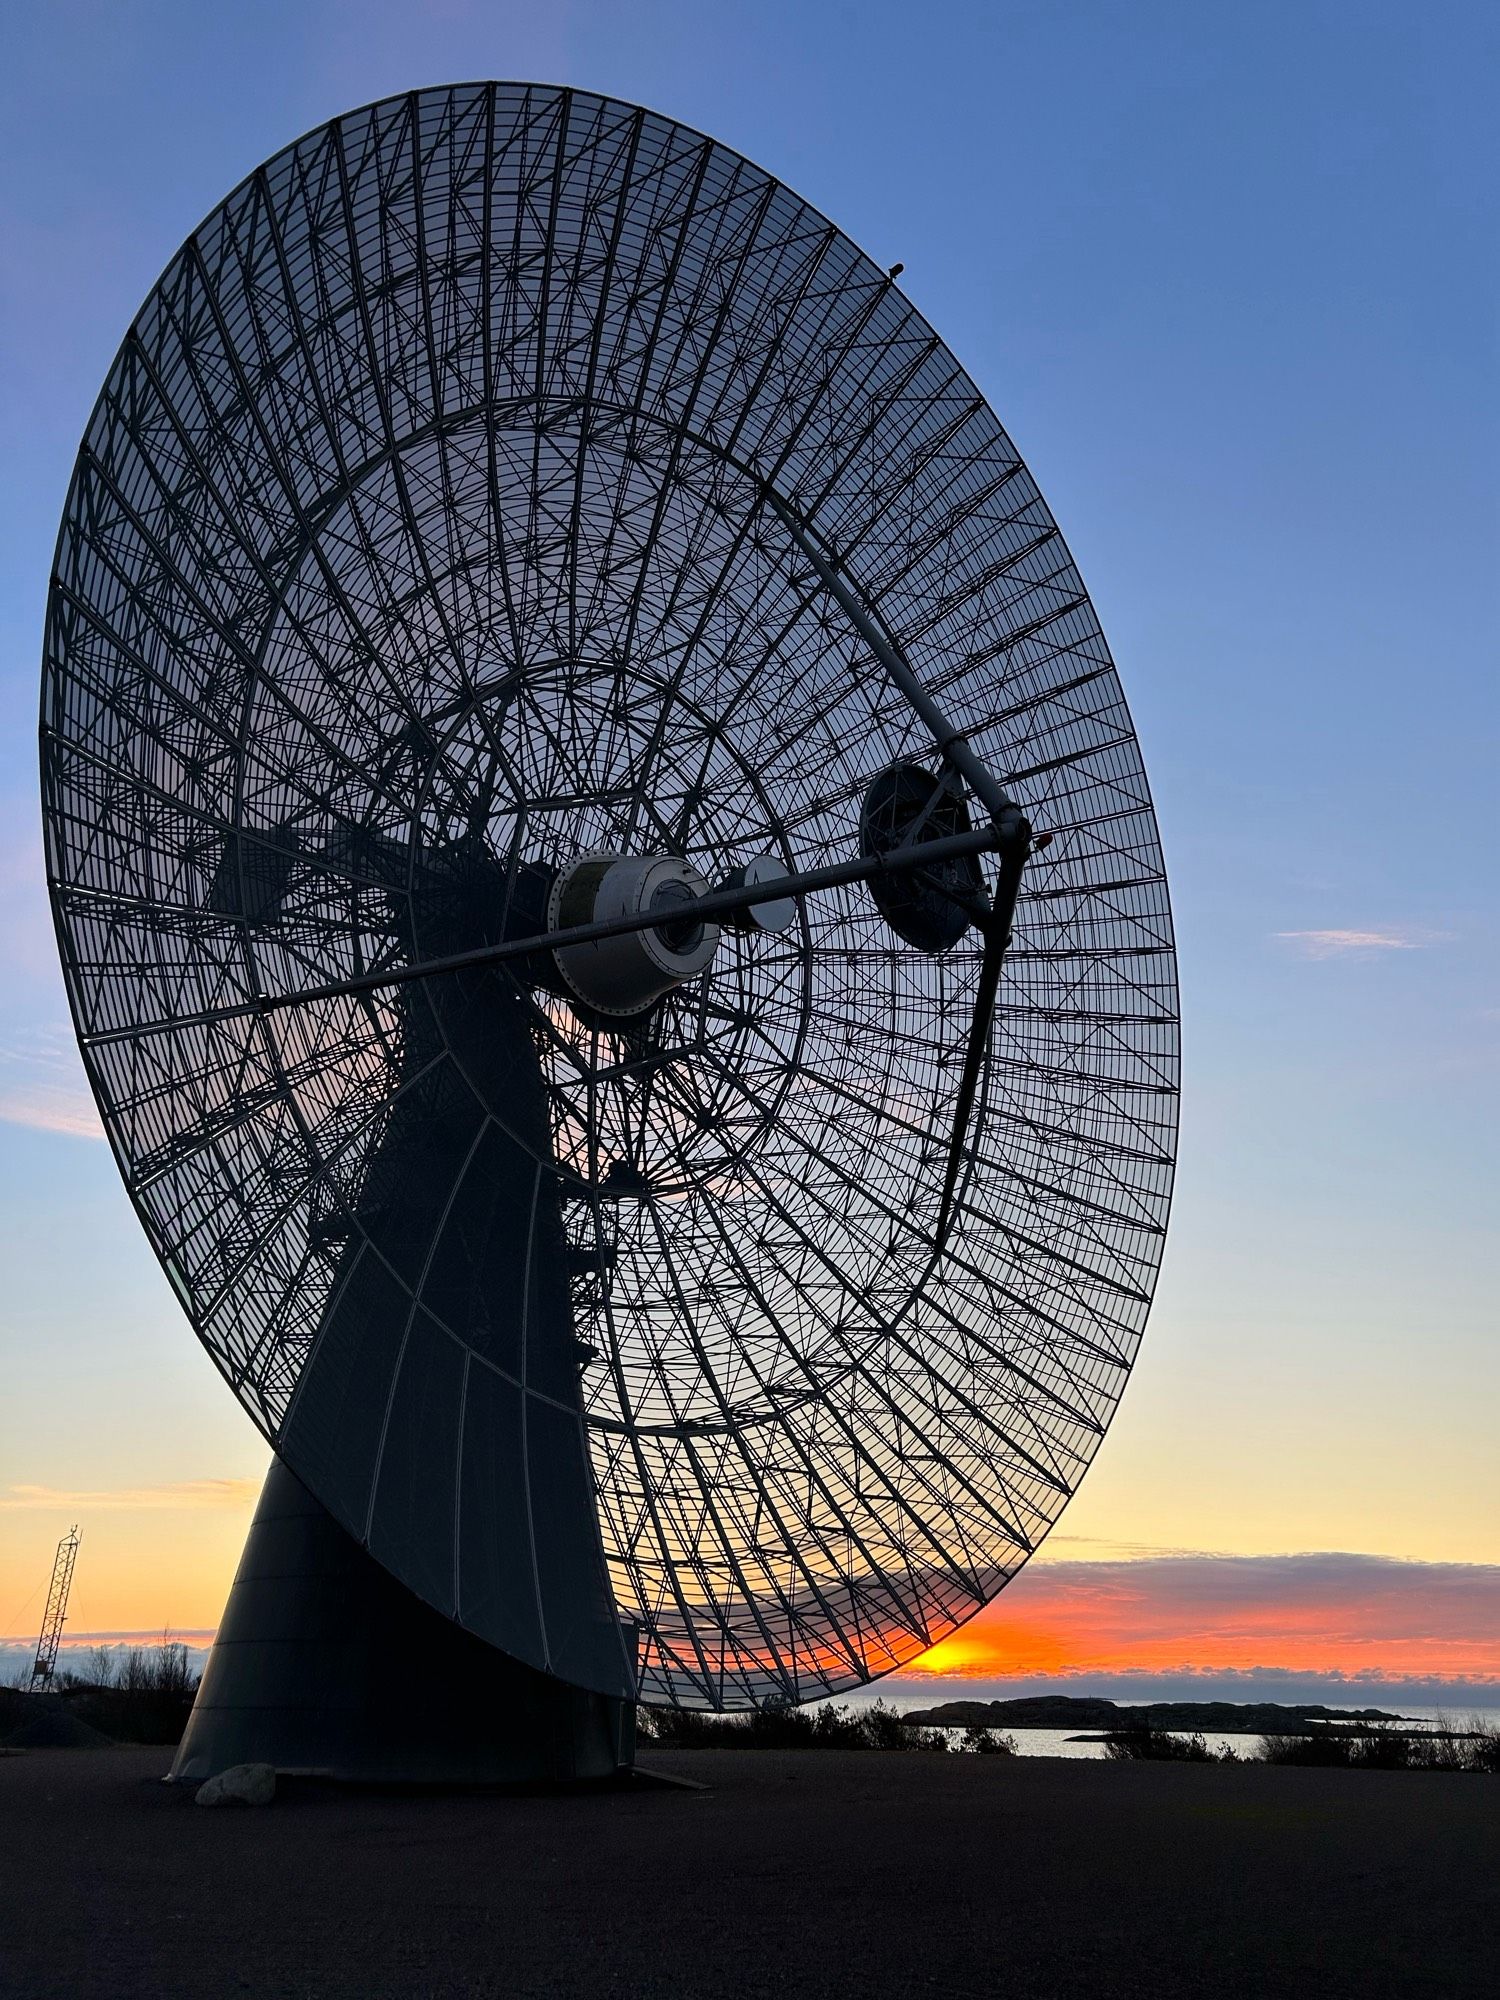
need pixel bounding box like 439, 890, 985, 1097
194, 1761, 276, 1806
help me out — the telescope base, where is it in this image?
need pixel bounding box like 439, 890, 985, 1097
170, 1457, 635, 1787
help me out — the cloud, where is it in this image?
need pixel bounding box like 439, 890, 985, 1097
1274, 927, 1452, 960
0, 1025, 104, 1139
0, 819, 105, 1138
0, 1480, 261, 1513
4, 1629, 218, 1646
0, 1633, 217, 1668
909, 1550, 1500, 1685
1039, 1533, 1203, 1562
0, 1082, 105, 1139
0, 823, 61, 984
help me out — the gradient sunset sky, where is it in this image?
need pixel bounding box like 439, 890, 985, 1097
2, 1, 1495, 1693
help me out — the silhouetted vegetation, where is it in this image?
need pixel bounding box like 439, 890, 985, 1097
1, 1636, 200, 1748
962, 1724, 1017, 1755
1103, 1725, 1235, 1763
1098, 1715, 1500, 1773
638, 1697, 980, 1752
1254, 1717, 1500, 1774
61, 1637, 197, 1700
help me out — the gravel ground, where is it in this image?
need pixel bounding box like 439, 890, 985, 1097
1, 1744, 1494, 1998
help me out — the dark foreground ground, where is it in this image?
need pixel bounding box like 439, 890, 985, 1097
2, 1746, 1495, 2000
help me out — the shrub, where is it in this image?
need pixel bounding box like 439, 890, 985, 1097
1460, 1717, 1500, 1775
1255, 1718, 1500, 1774
47, 1635, 200, 1746
639, 1697, 953, 1751
60, 1635, 196, 1697
1103, 1726, 1232, 1763
962, 1725, 1017, 1756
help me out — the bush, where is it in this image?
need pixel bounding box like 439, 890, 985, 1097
639, 1697, 954, 1751
60, 1635, 196, 1697
1461, 1717, 1500, 1775
1103, 1726, 1233, 1763
962, 1725, 1017, 1756
1255, 1717, 1500, 1774
44, 1636, 200, 1745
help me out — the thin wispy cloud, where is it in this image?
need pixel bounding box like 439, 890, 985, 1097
1041, 1532, 1204, 1563
1275, 927, 1453, 960
0, 1479, 261, 1513
0, 823, 61, 983
0, 1025, 103, 1139
0, 1083, 104, 1139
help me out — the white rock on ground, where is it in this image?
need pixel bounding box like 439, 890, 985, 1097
194, 1762, 276, 1807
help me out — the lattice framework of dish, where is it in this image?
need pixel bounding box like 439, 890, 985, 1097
43, 84, 1178, 1706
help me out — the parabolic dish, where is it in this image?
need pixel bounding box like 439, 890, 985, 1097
42, 83, 1179, 1708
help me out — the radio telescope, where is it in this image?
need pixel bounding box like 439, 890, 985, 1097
41, 84, 1178, 1781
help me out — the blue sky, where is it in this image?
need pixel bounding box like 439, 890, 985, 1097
1, 2, 1495, 1662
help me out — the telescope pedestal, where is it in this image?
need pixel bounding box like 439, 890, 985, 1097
171, 1457, 635, 1786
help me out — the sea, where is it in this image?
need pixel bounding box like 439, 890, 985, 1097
836, 1684, 1500, 1759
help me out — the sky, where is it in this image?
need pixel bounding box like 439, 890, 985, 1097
1, 0, 1496, 1697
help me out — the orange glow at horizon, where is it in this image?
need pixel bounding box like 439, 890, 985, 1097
6, 1486, 1499, 1689
0, 1485, 258, 1645
908, 1552, 1500, 1684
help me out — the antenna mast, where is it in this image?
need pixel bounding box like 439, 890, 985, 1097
28, 1526, 81, 1693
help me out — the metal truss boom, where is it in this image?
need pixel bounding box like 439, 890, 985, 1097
28, 1526, 80, 1694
